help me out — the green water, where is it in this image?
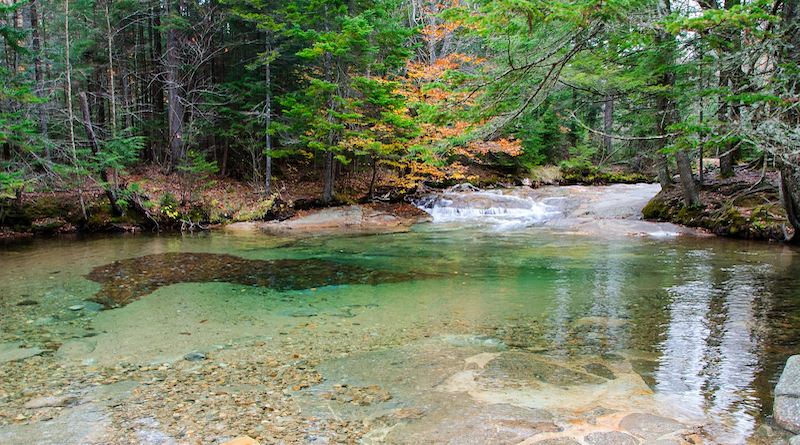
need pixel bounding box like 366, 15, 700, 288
2, 224, 800, 443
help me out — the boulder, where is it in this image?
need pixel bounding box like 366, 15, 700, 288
261, 204, 430, 232
775, 355, 800, 434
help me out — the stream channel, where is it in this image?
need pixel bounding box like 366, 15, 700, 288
1, 184, 800, 445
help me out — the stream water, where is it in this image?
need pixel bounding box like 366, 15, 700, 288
1, 185, 800, 444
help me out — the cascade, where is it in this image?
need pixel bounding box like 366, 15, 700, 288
415, 184, 560, 225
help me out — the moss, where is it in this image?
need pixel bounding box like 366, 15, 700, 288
642, 198, 672, 220
559, 162, 649, 185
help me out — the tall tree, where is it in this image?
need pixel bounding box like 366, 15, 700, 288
282, 0, 412, 202
165, 0, 185, 168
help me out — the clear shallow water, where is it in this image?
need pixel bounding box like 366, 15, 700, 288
2, 221, 800, 443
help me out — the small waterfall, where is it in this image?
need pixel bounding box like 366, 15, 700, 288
415, 184, 559, 226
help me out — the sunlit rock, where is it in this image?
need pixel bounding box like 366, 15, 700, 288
261, 204, 430, 231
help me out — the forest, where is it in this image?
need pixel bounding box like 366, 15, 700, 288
0, 0, 799, 236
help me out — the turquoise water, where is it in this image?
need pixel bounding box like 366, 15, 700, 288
2, 223, 800, 443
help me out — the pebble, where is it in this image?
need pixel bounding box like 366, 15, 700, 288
184, 352, 207, 362
17, 300, 39, 306
220, 437, 260, 445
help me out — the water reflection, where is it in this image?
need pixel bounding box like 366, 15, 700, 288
655, 250, 768, 443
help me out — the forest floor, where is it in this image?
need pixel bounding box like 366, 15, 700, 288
0, 163, 793, 242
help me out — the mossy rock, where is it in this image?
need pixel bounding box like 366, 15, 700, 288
642, 187, 788, 241
642, 198, 672, 220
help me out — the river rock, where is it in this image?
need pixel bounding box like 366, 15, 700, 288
585, 431, 639, 445
790, 435, 800, 445
775, 355, 800, 434
23, 394, 79, 409
618, 413, 685, 440
183, 352, 207, 362
777, 356, 800, 397
0, 342, 44, 364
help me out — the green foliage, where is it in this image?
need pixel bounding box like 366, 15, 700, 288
177, 151, 219, 203
99, 134, 145, 173
513, 101, 566, 167
0, 170, 27, 200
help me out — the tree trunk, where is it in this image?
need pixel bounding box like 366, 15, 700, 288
778, 159, 800, 243
369, 154, 377, 199
717, 66, 743, 177
656, 151, 672, 189
321, 20, 336, 203
264, 35, 272, 195
653, 9, 697, 205
150, 8, 165, 163
697, 0, 742, 177
323, 149, 335, 203
675, 150, 699, 206
80, 92, 125, 217
602, 94, 613, 160
428, 1, 439, 64
104, 0, 117, 134
65, 0, 87, 221
166, 10, 184, 169
30, 0, 48, 158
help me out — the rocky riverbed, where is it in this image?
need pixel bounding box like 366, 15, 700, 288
0, 311, 745, 445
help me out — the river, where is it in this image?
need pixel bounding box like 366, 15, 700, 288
1, 184, 799, 444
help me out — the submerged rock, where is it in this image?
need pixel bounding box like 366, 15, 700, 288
482, 351, 606, 388
23, 394, 79, 409
85, 252, 421, 309
0, 342, 44, 364
183, 352, 207, 362
618, 413, 685, 440
585, 431, 638, 445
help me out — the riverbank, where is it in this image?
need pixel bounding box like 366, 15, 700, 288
0, 165, 793, 242
642, 165, 790, 242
